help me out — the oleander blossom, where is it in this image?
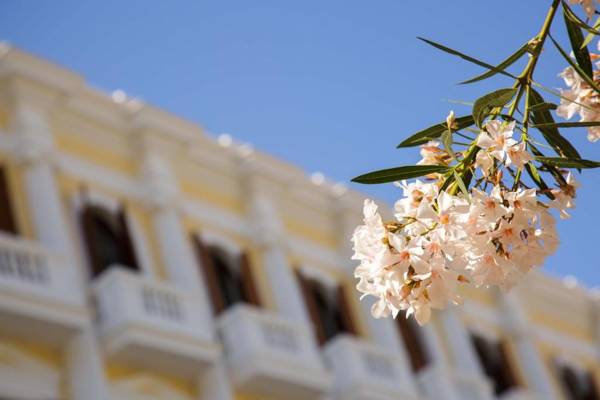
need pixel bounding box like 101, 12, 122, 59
352, 173, 576, 325
557, 40, 600, 142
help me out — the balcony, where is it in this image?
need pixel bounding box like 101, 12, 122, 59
93, 266, 219, 379
0, 232, 86, 345
218, 304, 331, 400
323, 334, 419, 400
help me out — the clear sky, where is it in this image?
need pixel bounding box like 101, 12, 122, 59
1, 1, 599, 287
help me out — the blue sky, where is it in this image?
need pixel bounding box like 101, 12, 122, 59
2, 1, 599, 286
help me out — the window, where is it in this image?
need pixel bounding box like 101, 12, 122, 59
555, 362, 599, 400
397, 311, 430, 372
0, 166, 17, 235
80, 205, 139, 278
193, 235, 261, 315
296, 272, 357, 345
471, 334, 518, 395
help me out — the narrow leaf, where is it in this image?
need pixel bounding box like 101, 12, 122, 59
529, 89, 581, 160
563, 5, 594, 78
535, 156, 600, 168
453, 171, 470, 200
525, 163, 554, 200
397, 115, 475, 148
549, 34, 600, 95
532, 121, 600, 128
472, 88, 517, 128
442, 129, 455, 160
352, 165, 450, 184
582, 14, 600, 48
418, 37, 518, 80
562, 1, 600, 35
529, 102, 558, 112
460, 42, 529, 85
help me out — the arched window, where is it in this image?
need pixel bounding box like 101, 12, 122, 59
554, 361, 599, 400
396, 311, 430, 372
0, 166, 17, 235
193, 235, 261, 315
296, 272, 357, 345
80, 205, 139, 278
470, 333, 518, 395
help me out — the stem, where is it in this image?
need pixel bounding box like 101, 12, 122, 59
446, 0, 562, 196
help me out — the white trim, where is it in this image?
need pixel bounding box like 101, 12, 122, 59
298, 265, 339, 290
197, 230, 243, 256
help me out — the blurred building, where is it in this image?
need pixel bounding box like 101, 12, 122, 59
0, 43, 597, 400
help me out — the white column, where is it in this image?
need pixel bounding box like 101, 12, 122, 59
141, 152, 214, 327
66, 328, 110, 400
12, 106, 75, 259
358, 297, 418, 396
439, 307, 482, 374
500, 291, 557, 399
249, 194, 312, 326
414, 320, 462, 400
198, 361, 234, 400
439, 307, 493, 400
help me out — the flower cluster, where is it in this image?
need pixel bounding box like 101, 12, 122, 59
352, 122, 579, 325
557, 42, 600, 142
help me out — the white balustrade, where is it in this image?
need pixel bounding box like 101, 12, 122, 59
0, 232, 81, 304
0, 232, 85, 346
93, 266, 219, 378
323, 334, 419, 400
218, 304, 331, 400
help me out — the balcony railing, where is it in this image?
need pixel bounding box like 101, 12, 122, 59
218, 304, 331, 400
93, 266, 219, 378
0, 232, 85, 343
323, 334, 418, 400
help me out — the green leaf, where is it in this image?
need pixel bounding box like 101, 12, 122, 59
582, 15, 600, 48
528, 102, 558, 112
549, 34, 600, 95
352, 165, 450, 184
460, 42, 529, 85
472, 88, 518, 128
525, 163, 554, 199
535, 156, 600, 169
453, 171, 470, 200
562, 1, 600, 35
529, 89, 581, 160
397, 115, 475, 148
563, 5, 594, 78
417, 37, 518, 80
532, 121, 600, 128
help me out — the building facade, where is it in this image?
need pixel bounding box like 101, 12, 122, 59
0, 43, 598, 400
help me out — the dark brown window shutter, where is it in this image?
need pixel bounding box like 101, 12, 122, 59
296, 271, 326, 344
397, 313, 429, 372
239, 251, 261, 307
336, 284, 358, 336
193, 236, 225, 315
0, 166, 17, 235
117, 209, 139, 272
471, 334, 518, 395
80, 206, 104, 278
